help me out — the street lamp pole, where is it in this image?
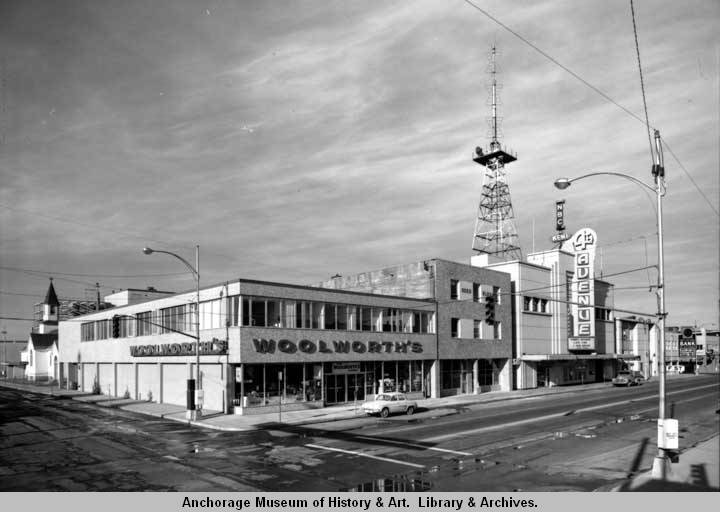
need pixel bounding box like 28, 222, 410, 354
554, 129, 669, 477
143, 245, 201, 421
1, 327, 6, 379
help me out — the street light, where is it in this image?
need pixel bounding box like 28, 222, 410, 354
554, 130, 669, 478
143, 245, 201, 421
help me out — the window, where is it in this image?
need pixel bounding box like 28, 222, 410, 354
312, 302, 323, 329
451, 318, 459, 338
450, 280, 459, 300
474, 320, 482, 338
228, 296, 240, 326
492, 321, 502, 339
473, 283, 481, 302
267, 300, 281, 327
251, 299, 266, 327
324, 303, 336, 330
242, 298, 251, 326
95, 319, 109, 340
336, 305, 347, 330
493, 286, 501, 305
347, 306, 359, 330
371, 308, 381, 332
524, 296, 549, 314
81, 322, 95, 342
162, 304, 191, 333
137, 311, 152, 336
283, 301, 296, 328
361, 307, 372, 331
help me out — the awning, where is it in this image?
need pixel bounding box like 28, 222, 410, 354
519, 353, 627, 362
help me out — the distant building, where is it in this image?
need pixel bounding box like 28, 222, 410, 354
0, 340, 27, 379
616, 316, 658, 378
21, 280, 60, 381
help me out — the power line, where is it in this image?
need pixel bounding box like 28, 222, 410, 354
630, 0, 655, 165
0, 265, 188, 279
460, 0, 649, 127
663, 141, 719, 217
460, 0, 719, 218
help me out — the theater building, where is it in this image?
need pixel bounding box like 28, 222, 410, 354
472, 228, 624, 389
58, 259, 512, 414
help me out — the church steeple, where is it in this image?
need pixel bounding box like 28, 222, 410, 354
44, 278, 59, 307
38, 278, 59, 334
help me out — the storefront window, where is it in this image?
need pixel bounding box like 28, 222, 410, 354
477, 359, 494, 386
441, 360, 462, 390
410, 361, 423, 393
398, 362, 410, 393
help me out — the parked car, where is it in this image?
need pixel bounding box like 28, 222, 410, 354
362, 392, 417, 417
612, 371, 645, 386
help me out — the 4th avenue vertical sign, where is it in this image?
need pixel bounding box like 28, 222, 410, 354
567, 228, 597, 351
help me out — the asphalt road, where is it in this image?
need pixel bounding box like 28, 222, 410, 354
1, 376, 717, 491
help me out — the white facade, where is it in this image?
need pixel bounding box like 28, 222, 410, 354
472, 246, 618, 389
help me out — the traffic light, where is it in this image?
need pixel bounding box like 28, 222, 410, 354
485, 295, 495, 322
112, 315, 121, 338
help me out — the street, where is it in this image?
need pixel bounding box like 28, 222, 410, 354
1, 376, 717, 491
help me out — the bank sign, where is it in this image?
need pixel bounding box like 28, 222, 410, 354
567, 228, 597, 351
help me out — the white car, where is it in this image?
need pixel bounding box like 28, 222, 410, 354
362, 392, 417, 418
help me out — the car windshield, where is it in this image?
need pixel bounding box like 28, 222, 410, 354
376, 394, 391, 401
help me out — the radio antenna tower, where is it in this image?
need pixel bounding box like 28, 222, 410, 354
472, 45, 522, 261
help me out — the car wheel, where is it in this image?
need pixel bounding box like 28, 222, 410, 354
406, 406, 415, 416
380, 407, 390, 418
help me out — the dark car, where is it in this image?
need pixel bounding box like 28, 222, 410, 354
612, 370, 645, 386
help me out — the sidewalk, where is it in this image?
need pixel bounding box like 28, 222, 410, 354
0, 377, 619, 429
2, 375, 717, 491
610, 436, 719, 491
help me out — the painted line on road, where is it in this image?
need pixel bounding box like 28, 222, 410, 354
354, 435, 473, 456
422, 383, 719, 443
305, 443, 425, 468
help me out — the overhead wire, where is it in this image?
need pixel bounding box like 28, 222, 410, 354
460, 0, 719, 218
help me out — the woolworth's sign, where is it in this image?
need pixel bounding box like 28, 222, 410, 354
252, 338, 423, 355
129, 338, 227, 357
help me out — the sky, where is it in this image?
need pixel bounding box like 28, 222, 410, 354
0, 0, 718, 340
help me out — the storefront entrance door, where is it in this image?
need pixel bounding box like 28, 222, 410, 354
348, 374, 365, 402
324, 373, 366, 404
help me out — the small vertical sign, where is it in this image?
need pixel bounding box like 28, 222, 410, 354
555, 200, 565, 232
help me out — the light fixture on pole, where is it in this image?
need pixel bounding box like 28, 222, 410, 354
143, 245, 202, 421
554, 130, 669, 478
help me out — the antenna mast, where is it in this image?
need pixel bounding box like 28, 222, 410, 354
472, 45, 522, 261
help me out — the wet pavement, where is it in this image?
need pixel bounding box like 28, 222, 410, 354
1, 375, 717, 492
